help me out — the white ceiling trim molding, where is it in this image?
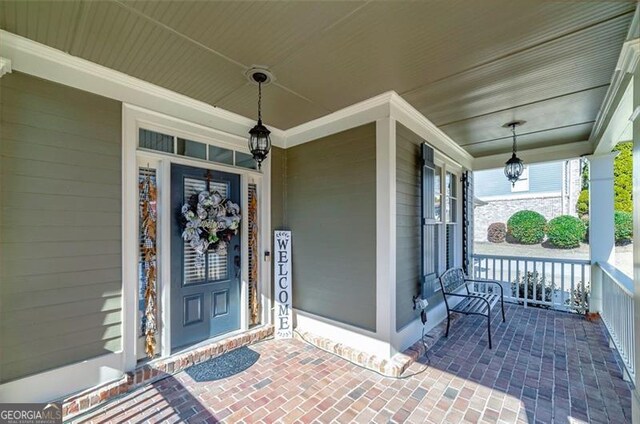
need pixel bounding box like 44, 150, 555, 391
0, 30, 286, 148
0, 57, 12, 78
284, 90, 473, 169
389, 92, 474, 169
473, 140, 592, 171
0, 30, 473, 166
590, 38, 639, 152
284, 91, 394, 148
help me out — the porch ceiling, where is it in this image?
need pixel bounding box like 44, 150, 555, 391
1, 1, 635, 157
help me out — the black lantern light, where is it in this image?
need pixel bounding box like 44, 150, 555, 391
503, 120, 525, 186
248, 71, 271, 170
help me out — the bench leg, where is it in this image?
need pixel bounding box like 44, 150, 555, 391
487, 312, 492, 349
445, 314, 451, 337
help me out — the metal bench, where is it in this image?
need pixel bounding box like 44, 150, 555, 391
439, 268, 505, 349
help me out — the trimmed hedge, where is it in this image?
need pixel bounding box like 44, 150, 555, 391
507, 210, 547, 244
546, 215, 586, 248
487, 222, 506, 243
614, 211, 633, 244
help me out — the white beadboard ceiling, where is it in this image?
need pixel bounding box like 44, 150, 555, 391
0, 0, 635, 157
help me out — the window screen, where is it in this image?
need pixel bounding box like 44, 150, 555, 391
139, 129, 174, 153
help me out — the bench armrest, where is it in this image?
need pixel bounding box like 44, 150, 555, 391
464, 279, 504, 297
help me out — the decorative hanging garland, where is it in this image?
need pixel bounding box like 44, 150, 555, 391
140, 175, 158, 358
181, 190, 241, 268
248, 186, 259, 325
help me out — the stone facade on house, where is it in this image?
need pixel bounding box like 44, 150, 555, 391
474, 159, 583, 242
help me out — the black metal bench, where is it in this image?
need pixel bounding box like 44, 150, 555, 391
439, 268, 505, 349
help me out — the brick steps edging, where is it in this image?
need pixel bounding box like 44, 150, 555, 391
62, 325, 274, 421
294, 314, 461, 378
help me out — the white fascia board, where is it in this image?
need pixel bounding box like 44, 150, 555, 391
389, 92, 474, 170
591, 38, 639, 152
473, 141, 593, 171
594, 77, 634, 154
0, 30, 286, 147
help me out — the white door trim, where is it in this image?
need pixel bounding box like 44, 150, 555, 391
123, 104, 272, 370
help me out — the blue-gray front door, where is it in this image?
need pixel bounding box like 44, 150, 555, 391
171, 164, 241, 351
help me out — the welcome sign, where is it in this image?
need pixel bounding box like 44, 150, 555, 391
274, 231, 292, 339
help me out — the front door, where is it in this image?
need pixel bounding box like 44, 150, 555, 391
171, 164, 241, 351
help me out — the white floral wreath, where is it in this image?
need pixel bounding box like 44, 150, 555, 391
181, 190, 241, 268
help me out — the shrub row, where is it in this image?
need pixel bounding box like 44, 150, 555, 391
487, 210, 632, 248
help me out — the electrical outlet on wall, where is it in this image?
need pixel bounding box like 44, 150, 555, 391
412, 295, 429, 311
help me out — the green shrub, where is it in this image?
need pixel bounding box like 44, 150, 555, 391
546, 215, 586, 248
507, 210, 547, 244
512, 271, 553, 308
613, 142, 632, 213
576, 189, 589, 217
614, 210, 633, 244
566, 282, 590, 312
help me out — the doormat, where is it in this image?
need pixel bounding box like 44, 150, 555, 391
185, 346, 260, 382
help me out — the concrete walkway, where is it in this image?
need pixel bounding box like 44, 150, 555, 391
76, 305, 632, 423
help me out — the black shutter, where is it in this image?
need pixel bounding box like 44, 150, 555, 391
462, 170, 474, 275
421, 143, 438, 298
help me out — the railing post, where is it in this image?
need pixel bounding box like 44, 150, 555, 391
586, 152, 618, 314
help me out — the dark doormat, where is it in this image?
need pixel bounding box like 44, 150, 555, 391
184, 346, 260, 382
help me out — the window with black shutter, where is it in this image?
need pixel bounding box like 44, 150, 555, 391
420, 143, 439, 298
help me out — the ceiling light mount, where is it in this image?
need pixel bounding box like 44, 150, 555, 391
245, 67, 274, 86
502, 120, 526, 129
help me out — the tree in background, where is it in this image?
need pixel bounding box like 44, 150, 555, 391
576, 141, 632, 216
613, 142, 632, 213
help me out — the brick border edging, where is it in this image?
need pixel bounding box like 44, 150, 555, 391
294, 314, 461, 378
62, 326, 274, 421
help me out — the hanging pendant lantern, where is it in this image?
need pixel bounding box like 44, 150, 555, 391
248, 71, 271, 170
503, 120, 525, 186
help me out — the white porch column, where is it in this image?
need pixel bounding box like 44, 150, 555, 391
587, 152, 618, 313
375, 117, 396, 353
632, 49, 640, 422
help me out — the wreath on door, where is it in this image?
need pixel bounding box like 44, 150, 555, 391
181, 190, 241, 268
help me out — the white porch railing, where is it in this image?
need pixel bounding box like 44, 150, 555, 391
472, 254, 590, 313
598, 262, 635, 382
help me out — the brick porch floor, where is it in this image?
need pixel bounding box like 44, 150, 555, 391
76, 304, 632, 423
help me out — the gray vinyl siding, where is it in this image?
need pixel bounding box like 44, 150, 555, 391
285, 124, 376, 332
270, 146, 287, 301
270, 146, 287, 233
0, 72, 122, 383
395, 123, 443, 330
475, 161, 563, 197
